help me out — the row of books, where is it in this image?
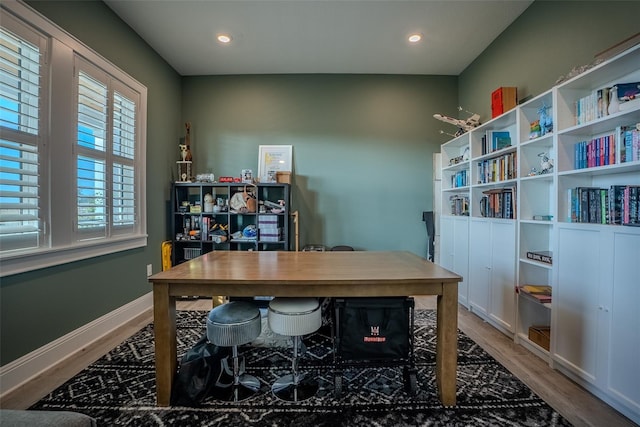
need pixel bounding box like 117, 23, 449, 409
575, 84, 639, 126
575, 87, 613, 125
448, 195, 469, 216
574, 126, 640, 169
476, 152, 517, 184
450, 169, 469, 188
567, 185, 640, 226
480, 130, 512, 155
620, 126, 640, 163
479, 187, 516, 219
573, 133, 616, 169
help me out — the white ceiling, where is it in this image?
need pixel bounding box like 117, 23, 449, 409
103, 0, 533, 76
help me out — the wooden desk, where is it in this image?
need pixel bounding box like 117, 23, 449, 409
148, 251, 461, 406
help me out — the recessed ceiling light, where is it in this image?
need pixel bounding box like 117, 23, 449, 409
217, 34, 232, 44
408, 33, 422, 43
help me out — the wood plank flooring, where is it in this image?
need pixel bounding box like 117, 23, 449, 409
0, 297, 635, 427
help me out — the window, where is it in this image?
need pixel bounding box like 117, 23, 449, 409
0, 20, 44, 254
0, 2, 147, 276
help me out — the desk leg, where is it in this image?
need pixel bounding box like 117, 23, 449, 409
436, 282, 458, 406
153, 283, 177, 406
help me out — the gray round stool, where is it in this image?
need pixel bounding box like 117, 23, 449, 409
206, 301, 262, 401
268, 297, 322, 401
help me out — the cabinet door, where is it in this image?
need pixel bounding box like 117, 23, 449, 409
488, 221, 516, 332
439, 216, 455, 272
453, 217, 470, 307
469, 219, 491, 316
606, 231, 640, 412
555, 227, 600, 383
441, 216, 470, 307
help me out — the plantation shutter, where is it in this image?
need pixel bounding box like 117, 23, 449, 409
0, 24, 44, 252
76, 69, 108, 239
111, 90, 136, 233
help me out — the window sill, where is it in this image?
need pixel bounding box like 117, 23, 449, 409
0, 235, 148, 277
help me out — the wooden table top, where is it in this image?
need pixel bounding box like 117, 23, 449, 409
149, 251, 461, 297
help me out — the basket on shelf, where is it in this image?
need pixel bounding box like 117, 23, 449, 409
183, 247, 201, 260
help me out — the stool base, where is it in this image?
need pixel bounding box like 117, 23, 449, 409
214, 374, 261, 402
272, 373, 319, 402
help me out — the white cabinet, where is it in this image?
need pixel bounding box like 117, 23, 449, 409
439, 216, 470, 307
438, 40, 640, 424
469, 218, 516, 334
554, 226, 601, 381
554, 226, 640, 420
606, 231, 640, 415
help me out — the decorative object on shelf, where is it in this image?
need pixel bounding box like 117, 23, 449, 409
555, 58, 604, 84
258, 145, 292, 183
177, 123, 194, 182
195, 173, 215, 183
433, 106, 480, 137
529, 120, 541, 139
242, 224, 257, 238
179, 144, 190, 161
176, 161, 192, 182
184, 122, 193, 161
276, 171, 291, 184
608, 86, 620, 115
491, 87, 517, 118
532, 214, 553, 221
203, 193, 214, 213
538, 103, 553, 136
528, 325, 551, 351
229, 185, 257, 213
526, 250, 552, 264
537, 152, 553, 174
242, 169, 253, 183
616, 81, 640, 101
448, 147, 471, 166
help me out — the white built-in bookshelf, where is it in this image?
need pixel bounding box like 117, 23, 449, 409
439, 44, 640, 424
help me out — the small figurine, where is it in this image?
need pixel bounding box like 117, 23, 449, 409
529, 119, 541, 139
179, 143, 190, 161
608, 86, 619, 115
538, 103, 553, 135
184, 122, 193, 161
538, 152, 553, 174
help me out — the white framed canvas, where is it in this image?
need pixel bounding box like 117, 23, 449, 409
258, 145, 292, 182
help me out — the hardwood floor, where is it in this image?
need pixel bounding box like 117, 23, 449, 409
1, 297, 635, 427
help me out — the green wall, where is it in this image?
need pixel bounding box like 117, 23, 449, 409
0, 1, 182, 365
2, 0, 638, 366
182, 74, 455, 252
459, 1, 640, 120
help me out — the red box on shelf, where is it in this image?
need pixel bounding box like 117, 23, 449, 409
491, 87, 517, 118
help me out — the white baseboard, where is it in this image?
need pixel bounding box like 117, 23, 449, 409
0, 292, 153, 397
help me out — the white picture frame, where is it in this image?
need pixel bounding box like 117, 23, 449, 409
258, 145, 292, 183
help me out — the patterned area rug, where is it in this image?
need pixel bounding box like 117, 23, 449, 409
31, 310, 571, 426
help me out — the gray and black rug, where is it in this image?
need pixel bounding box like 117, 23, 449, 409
31, 310, 571, 426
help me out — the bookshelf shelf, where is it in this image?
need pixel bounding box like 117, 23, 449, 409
519, 257, 553, 269
439, 43, 640, 423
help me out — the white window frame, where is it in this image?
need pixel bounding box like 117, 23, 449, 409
0, 1, 147, 277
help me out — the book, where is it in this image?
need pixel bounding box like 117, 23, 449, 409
486, 130, 511, 152
518, 284, 552, 303
532, 214, 553, 221
526, 250, 552, 264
